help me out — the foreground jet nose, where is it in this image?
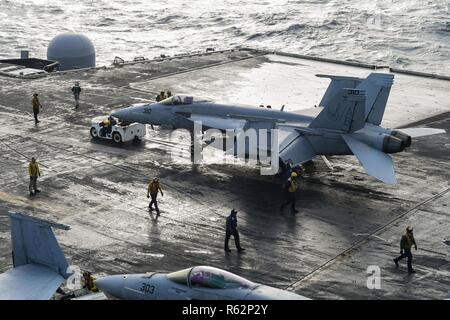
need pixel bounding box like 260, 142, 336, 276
95, 275, 126, 299
111, 107, 134, 121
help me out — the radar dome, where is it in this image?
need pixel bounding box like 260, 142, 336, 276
47, 33, 95, 71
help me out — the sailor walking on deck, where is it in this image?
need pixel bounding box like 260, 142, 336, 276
147, 177, 163, 215
393, 226, 417, 273
71, 81, 82, 109
280, 171, 299, 214
31, 93, 42, 123
28, 157, 41, 196
224, 209, 245, 253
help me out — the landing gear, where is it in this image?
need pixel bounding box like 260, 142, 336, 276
190, 130, 203, 163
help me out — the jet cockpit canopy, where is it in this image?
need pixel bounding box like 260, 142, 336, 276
166, 266, 256, 290
189, 266, 255, 289
159, 95, 210, 106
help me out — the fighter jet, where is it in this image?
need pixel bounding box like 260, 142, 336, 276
0, 212, 71, 300
95, 266, 309, 300
111, 73, 445, 184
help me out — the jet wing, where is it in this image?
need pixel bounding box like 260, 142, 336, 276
0, 264, 64, 300
223, 122, 317, 166
244, 285, 310, 300
189, 112, 286, 131
190, 114, 247, 130
189, 113, 317, 166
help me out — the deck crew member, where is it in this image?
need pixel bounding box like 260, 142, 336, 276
156, 91, 167, 102
280, 171, 299, 214
71, 81, 82, 109
31, 93, 42, 123
100, 117, 110, 136
100, 116, 116, 136
284, 159, 293, 181
28, 157, 41, 196
166, 90, 172, 98
224, 209, 245, 253
83, 271, 99, 292
393, 226, 417, 273
147, 177, 164, 215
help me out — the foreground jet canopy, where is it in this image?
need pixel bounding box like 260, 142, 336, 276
112, 73, 445, 184
95, 266, 309, 300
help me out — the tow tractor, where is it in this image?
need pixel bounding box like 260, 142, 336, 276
90, 116, 146, 143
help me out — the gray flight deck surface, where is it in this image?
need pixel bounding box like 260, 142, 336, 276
0, 48, 449, 299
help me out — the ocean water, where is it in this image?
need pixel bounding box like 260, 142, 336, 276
0, 0, 449, 74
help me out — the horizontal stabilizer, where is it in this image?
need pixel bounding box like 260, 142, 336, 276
397, 127, 446, 138
0, 264, 64, 300
342, 134, 397, 184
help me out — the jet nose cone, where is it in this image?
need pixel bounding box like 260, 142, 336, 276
95, 275, 125, 299
111, 108, 131, 121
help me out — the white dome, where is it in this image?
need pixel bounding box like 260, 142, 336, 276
47, 33, 95, 70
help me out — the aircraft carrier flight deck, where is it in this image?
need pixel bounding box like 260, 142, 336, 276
0, 48, 449, 299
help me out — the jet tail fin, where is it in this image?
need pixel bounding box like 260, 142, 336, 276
9, 212, 71, 279
356, 73, 394, 125
309, 88, 366, 133
317, 73, 394, 126
316, 74, 364, 108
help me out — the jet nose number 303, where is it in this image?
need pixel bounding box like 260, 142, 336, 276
140, 282, 155, 294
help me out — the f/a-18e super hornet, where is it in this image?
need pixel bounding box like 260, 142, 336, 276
112, 73, 445, 184
95, 266, 309, 300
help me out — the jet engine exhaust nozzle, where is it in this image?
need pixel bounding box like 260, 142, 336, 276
382, 135, 405, 153
390, 130, 412, 148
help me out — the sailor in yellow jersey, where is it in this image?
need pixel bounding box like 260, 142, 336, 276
28, 157, 41, 196
31, 93, 42, 123
280, 171, 299, 214
147, 177, 164, 215
393, 226, 418, 273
